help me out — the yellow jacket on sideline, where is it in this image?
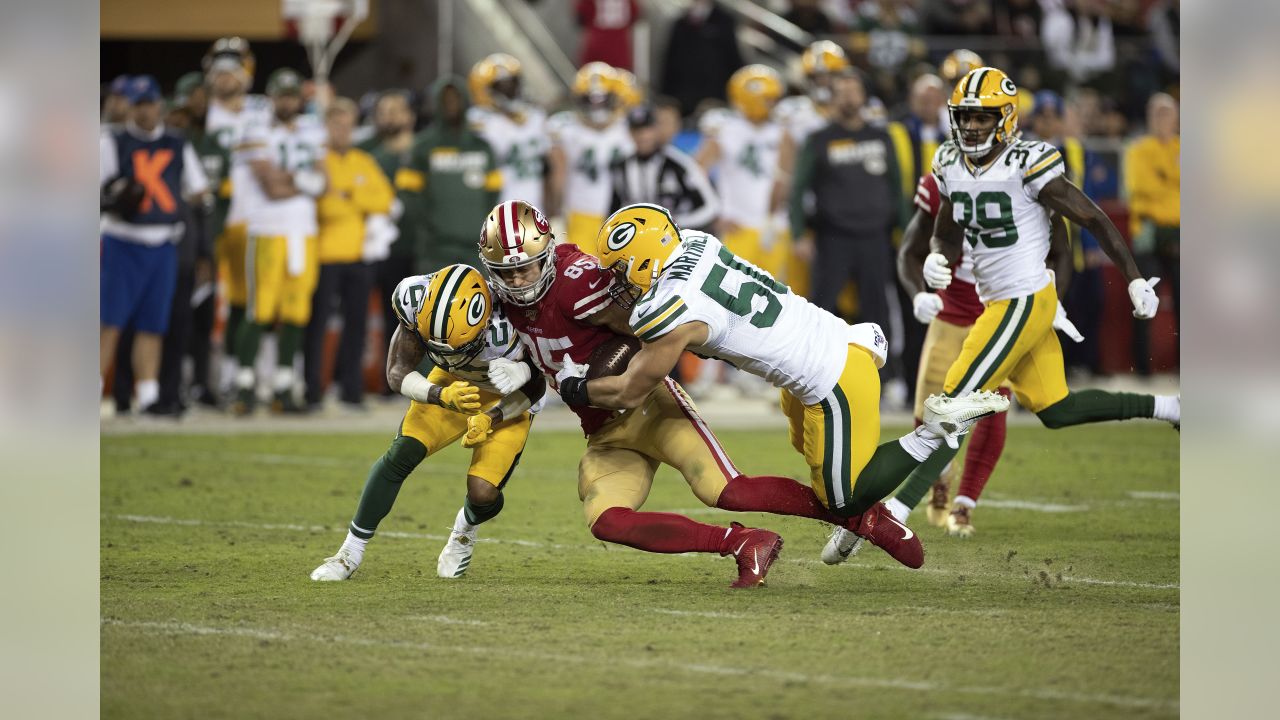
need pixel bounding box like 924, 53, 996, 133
317, 147, 395, 264
1124, 135, 1180, 236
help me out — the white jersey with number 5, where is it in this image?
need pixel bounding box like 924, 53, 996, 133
931, 138, 1065, 303
390, 273, 524, 396
628, 231, 887, 405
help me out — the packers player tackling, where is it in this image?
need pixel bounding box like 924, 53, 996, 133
310, 265, 545, 581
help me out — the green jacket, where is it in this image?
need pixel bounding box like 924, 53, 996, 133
188, 125, 232, 238
404, 76, 501, 270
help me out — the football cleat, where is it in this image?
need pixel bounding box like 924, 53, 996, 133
437, 528, 477, 579
820, 525, 863, 565
926, 474, 952, 528
726, 522, 783, 588
849, 502, 925, 569
946, 505, 975, 539
922, 391, 1011, 448
230, 387, 255, 417
310, 548, 359, 581
271, 390, 307, 415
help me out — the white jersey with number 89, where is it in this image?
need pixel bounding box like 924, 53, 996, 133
628, 232, 886, 405
931, 138, 1065, 303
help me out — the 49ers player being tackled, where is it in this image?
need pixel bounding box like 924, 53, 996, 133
565, 204, 1012, 568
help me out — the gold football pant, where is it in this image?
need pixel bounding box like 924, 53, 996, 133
398, 367, 532, 487
245, 234, 320, 326
217, 222, 249, 307
780, 344, 881, 512
943, 282, 1068, 413
720, 226, 789, 281
567, 212, 605, 249
578, 379, 739, 525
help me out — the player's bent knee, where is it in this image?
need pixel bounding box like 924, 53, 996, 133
589, 507, 632, 541
466, 477, 501, 505
384, 435, 427, 475
1036, 395, 1075, 429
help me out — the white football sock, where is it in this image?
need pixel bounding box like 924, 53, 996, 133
1153, 395, 1180, 423
884, 497, 910, 522
235, 367, 255, 390
954, 495, 976, 510
135, 379, 159, 409
219, 357, 239, 392
272, 366, 294, 392
339, 531, 368, 566
453, 507, 477, 535
898, 427, 942, 462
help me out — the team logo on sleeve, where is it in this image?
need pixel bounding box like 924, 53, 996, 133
606, 222, 637, 252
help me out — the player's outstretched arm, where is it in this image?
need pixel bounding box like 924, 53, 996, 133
1038, 176, 1142, 283
584, 323, 709, 410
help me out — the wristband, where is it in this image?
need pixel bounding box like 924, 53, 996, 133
559, 376, 590, 408
399, 370, 435, 403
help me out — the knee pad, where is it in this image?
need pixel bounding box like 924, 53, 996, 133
384, 435, 427, 477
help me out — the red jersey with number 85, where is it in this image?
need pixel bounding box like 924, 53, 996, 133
915, 173, 984, 326
502, 243, 620, 436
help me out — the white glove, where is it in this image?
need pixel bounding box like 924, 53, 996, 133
292, 167, 326, 197
554, 353, 589, 387
923, 253, 953, 290
1128, 277, 1161, 319
1053, 301, 1084, 343
912, 292, 944, 324
487, 357, 532, 395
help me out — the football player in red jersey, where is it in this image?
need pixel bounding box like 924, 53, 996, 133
477, 200, 918, 586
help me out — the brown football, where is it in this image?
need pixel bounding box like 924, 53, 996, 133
585, 335, 642, 379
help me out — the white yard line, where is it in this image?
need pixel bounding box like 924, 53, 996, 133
1127, 491, 1180, 500
650, 608, 749, 619
101, 618, 1178, 713
407, 615, 491, 627
107, 514, 1180, 591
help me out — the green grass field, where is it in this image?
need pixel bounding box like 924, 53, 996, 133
101, 423, 1178, 719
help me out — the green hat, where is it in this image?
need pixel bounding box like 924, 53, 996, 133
267, 68, 304, 97
172, 72, 203, 107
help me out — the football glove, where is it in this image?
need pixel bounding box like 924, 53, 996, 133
554, 354, 589, 387
439, 381, 483, 414
923, 253, 953, 290
912, 292, 944, 324
1128, 277, 1161, 319
461, 413, 494, 448
101, 176, 146, 219
487, 357, 532, 395
1053, 302, 1084, 343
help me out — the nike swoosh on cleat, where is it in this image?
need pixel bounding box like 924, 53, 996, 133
750, 548, 760, 575
733, 540, 748, 556
884, 516, 914, 541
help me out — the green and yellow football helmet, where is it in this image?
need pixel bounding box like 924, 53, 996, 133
948, 66, 1020, 158
595, 204, 683, 309
728, 65, 783, 123
573, 61, 621, 125
801, 40, 850, 106
468, 53, 523, 111
419, 264, 492, 370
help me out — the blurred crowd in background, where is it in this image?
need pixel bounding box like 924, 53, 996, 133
100, 0, 1179, 419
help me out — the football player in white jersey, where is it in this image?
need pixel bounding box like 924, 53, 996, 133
547, 62, 634, 246
770, 40, 849, 296
924, 68, 1179, 446
229, 69, 328, 415
311, 264, 545, 581
696, 65, 787, 279
203, 37, 274, 397
467, 54, 549, 209
555, 203, 1014, 569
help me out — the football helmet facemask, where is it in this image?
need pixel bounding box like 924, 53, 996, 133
573, 62, 620, 126
418, 265, 493, 370
478, 200, 557, 306
801, 40, 850, 105
469, 54, 523, 112
728, 65, 783, 123
948, 67, 1020, 159
595, 204, 682, 310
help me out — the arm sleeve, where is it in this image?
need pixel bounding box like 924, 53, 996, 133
671, 151, 719, 230
789, 136, 817, 239
100, 133, 117, 184
182, 142, 211, 196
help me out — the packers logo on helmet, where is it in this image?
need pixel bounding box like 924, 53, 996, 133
948, 66, 1020, 159
728, 65, 783, 123
595, 204, 682, 309
469, 53, 523, 111
419, 264, 492, 370
478, 200, 558, 306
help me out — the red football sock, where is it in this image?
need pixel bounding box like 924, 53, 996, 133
590, 507, 731, 554
958, 387, 1010, 502
717, 474, 844, 525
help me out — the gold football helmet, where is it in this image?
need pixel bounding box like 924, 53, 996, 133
478, 200, 558, 306
468, 53, 523, 111
939, 49, 985, 85
948, 67, 1020, 158
613, 68, 643, 109
801, 40, 849, 105
595, 204, 682, 309
418, 265, 493, 370
573, 62, 621, 125
203, 36, 255, 90
728, 65, 783, 123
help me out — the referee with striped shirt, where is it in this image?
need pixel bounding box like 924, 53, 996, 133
608, 103, 720, 230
